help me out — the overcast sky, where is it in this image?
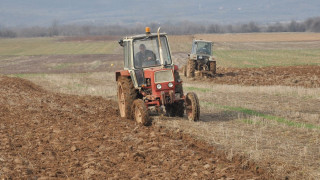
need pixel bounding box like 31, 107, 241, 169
0, 0, 319, 27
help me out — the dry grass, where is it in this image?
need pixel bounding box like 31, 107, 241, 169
169, 33, 320, 68
195, 32, 320, 43
163, 79, 320, 179
168, 32, 320, 52
183, 81, 320, 100
1, 33, 320, 68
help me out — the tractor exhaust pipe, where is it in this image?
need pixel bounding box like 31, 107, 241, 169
157, 27, 164, 67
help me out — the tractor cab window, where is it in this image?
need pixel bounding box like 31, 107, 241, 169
195, 42, 212, 55
123, 41, 131, 69
133, 36, 172, 68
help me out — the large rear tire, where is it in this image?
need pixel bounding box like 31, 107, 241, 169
186, 60, 196, 78
117, 76, 137, 119
132, 99, 150, 126
209, 61, 216, 74
185, 92, 200, 121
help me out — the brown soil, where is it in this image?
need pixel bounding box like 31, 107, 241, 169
0, 76, 270, 179
202, 65, 320, 88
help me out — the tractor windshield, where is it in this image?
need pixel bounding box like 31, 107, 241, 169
133, 36, 172, 68
195, 41, 212, 55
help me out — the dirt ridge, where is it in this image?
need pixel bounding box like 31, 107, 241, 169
196, 65, 320, 88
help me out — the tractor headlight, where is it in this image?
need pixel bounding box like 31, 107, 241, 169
156, 84, 162, 90
168, 82, 173, 88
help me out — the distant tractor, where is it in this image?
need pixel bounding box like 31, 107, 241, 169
116, 27, 200, 125
183, 40, 216, 77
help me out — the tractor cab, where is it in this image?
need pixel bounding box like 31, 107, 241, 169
118, 27, 174, 88
132, 34, 172, 69
190, 40, 213, 58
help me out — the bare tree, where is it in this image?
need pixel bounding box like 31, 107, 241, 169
49, 20, 60, 36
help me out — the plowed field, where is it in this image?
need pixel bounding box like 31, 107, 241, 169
0, 76, 269, 179
194, 65, 320, 88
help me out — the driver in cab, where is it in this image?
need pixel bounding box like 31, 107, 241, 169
197, 44, 210, 55
135, 44, 157, 67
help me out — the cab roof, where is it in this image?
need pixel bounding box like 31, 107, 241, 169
194, 39, 212, 43
122, 33, 167, 40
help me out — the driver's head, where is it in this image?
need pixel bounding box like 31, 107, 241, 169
139, 44, 146, 52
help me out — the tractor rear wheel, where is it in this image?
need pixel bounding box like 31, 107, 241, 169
132, 99, 150, 126
186, 60, 196, 78
185, 92, 200, 121
117, 76, 137, 119
209, 61, 216, 74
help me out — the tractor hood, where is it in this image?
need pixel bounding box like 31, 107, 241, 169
143, 67, 174, 82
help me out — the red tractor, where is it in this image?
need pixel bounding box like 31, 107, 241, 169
116, 27, 200, 125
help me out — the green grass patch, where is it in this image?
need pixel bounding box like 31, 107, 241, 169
240, 119, 264, 125
52, 63, 72, 70
202, 101, 320, 130
242, 119, 254, 124
9, 73, 47, 78
0, 37, 118, 56
184, 86, 211, 92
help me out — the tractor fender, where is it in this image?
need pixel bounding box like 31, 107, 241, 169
115, 70, 130, 81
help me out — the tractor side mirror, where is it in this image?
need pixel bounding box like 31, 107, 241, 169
118, 39, 124, 47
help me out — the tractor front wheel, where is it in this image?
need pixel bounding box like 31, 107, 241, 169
185, 92, 200, 121
132, 99, 150, 126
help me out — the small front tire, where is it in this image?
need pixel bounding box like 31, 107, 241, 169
185, 92, 200, 121
132, 99, 150, 126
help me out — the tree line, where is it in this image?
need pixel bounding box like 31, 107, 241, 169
1, 17, 320, 38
